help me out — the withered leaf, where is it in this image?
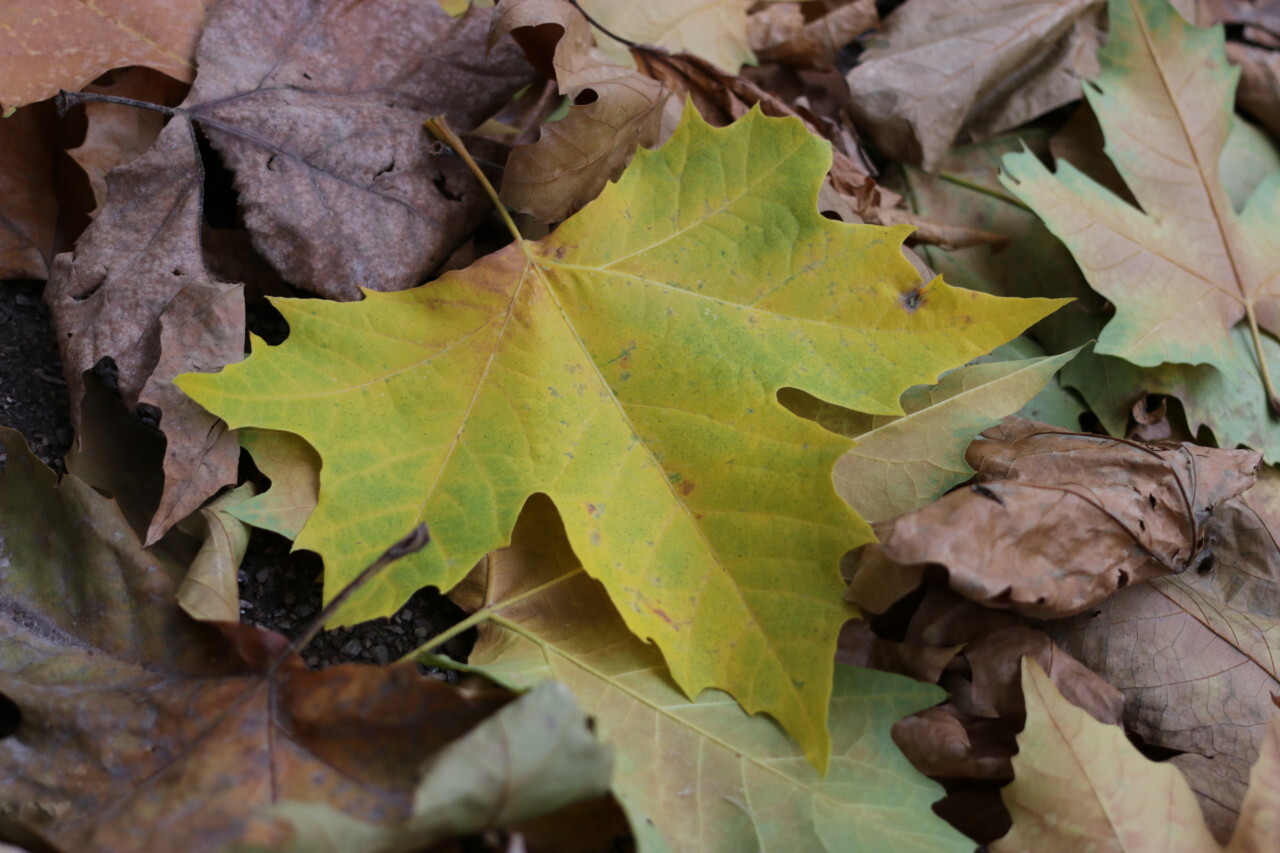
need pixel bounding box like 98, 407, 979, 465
862, 419, 1260, 618
0, 427, 510, 852
47, 0, 536, 542
0, 100, 59, 279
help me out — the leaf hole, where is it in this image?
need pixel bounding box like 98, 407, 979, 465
970, 483, 1004, 506
573, 88, 599, 106
1138, 518, 1146, 532
1196, 553, 1215, 575
1148, 494, 1157, 509
1117, 570, 1130, 588
900, 286, 924, 312
374, 159, 395, 179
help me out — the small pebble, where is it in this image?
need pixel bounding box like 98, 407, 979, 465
339, 638, 363, 657
371, 645, 390, 665
305, 656, 319, 668
414, 626, 427, 638
255, 569, 270, 583
283, 593, 296, 606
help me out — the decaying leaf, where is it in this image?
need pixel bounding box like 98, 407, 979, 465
1049, 466, 1280, 837
781, 349, 1079, 523
0, 0, 206, 110
492, 0, 668, 222
856, 420, 1260, 618
236, 682, 621, 852
178, 105, 1061, 765
1001, 0, 1280, 416
0, 427, 512, 852
1230, 41, 1280, 140
993, 658, 1280, 852
46, 0, 534, 543
438, 496, 972, 853
176, 481, 255, 623
67, 68, 189, 217
846, 0, 1103, 171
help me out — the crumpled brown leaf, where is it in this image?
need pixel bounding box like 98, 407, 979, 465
0, 0, 205, 110
855, 419, 1260, 618
0, 426, 512, 853
492, 0, 668, 223
47, 0, 535, 543
1229, 41, 1280, 141
846, 0, 1104, 171
748, 0, 879, 69
1049, 466, 1280, 840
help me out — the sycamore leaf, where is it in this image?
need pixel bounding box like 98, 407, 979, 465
236, 682, 618, 852
176, 481, 255, 623
993, 659, 1280, 852
999, 0, 1280, 396
0, 427, 512, 852
439, 496, 972, 853
178, 104, 1061, 766
780, 349, 1080, 523
0, 0, 205, 110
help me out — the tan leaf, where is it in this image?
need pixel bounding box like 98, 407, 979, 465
579, 0, 757, 73
0, 99, 58, 279
492, 0, 668, 222
860, 420, 1260, 617
749, 0, 879, 68
846, 0, 1103, 171
993, 659, 1223, 853
0, 0, 205, 110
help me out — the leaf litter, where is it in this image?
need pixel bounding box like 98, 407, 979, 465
4, 0, 1280, 849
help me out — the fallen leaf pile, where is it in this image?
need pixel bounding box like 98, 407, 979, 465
2, 0, 1280, 849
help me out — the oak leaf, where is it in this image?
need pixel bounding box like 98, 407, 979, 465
0, 0, 205, 110
439, 496, 972, 853
1000, 0, 1280, 412
992, 658, 1280, 852
177, 105, 1062, 766
0, 427, 510, 852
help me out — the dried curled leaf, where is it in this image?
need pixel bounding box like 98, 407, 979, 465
857, 420, 1260, 618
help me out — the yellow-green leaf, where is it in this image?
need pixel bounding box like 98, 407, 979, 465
227, 428, 320, 541
439, 497, 970, 853
177, 104, 1060, 766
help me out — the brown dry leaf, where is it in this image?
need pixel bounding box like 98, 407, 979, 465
0, 426, 511, 852
1229, 42, 1280, 141
846, 0, 1104, 171
492, 0, 668, 223
0, 99, 58, 279
577, 0, 757, 73
47, 0, 535, 543
748, 0, 879, 69
67, 68, 189, 217
861, 420, 1260, 618
0, 0, 206, 111
1049, 466, 1280, 838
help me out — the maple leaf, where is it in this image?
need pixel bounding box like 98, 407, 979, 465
435, 497, 972, 853
0, 427, 513, 852
45, 0, 534, 544
992, 658, 1280, 852
0, 0, 205, 111
1000, 0, 1280, 409
177, 104, 1062, 766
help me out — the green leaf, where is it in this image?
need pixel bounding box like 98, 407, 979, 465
226, 428, 320, 541
782, 349, 1081, 522
999, 0, 1280, 380
239, 681, 613, 852
442, 497, 971, 853
178, 104, 1061, 767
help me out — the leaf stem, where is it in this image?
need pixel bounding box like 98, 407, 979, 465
399, 566, 584, 661
424, 116, 524, 245
1243, 302, 1280, 417
268, 523, 431, 676
56, 89, 180, 118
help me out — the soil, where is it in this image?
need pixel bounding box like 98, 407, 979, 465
0, 280, 471, 672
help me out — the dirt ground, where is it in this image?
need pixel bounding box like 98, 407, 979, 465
0, 279, 471, 671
